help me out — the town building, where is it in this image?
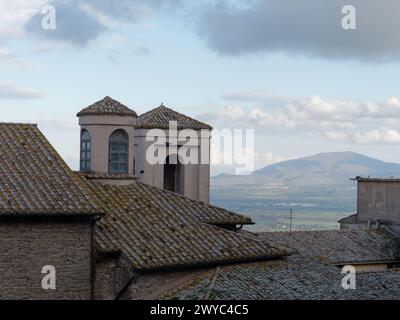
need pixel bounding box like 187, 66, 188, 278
1, 97, 400, 300
340, 177, 400, 230
77, 96, 211, 203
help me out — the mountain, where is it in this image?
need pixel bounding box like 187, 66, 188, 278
210, 152, 400, 232
212, 152, 400, 187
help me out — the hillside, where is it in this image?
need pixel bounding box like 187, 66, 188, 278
212, 152, 400, 186
211, 152, 400, 231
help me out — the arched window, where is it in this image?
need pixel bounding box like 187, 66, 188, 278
80, 130, 91, 172
109, 129, 129, 174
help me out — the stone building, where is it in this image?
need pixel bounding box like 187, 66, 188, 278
0, 124, 99, 299
2, 97, 400, 300
340, 177, 400, 230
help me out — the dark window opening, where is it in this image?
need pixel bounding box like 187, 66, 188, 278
164, 155, 183, 195
109, 129, 129, 174
80, 130, 91, 172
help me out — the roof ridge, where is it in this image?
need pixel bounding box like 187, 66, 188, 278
137, 103, 212, 130
77, 96, 138, 117
0, 122, 37, 126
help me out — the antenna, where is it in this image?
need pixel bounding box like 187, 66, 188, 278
289, 209, 293, 234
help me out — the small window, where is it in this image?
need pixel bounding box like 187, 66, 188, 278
109, 129, 129, 174
80, 130, 91, 172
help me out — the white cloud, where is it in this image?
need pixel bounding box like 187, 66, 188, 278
248, 108, 296, 129
206, 93, 400, 147
218, 105, 247, 121
0, 83, 45, 99
324, 131, 348, 142
0, 0, 46, 38
324, 128, 400, 145
354, 129, 400, 145
287, 96, 361, 122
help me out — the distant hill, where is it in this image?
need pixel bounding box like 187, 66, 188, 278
210, 152, 400, 232
212, 152, 400, 187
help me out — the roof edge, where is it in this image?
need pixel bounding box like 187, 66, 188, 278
135, 252, 291, 273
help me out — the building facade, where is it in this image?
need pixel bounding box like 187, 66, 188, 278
77, 96, 211, 203
340, 177, 400, 229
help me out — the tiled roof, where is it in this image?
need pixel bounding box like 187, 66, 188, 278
338, 213, 357, 224
163, 228, 400, 299
77, 96, 138, 117
165, 259, 400, 300
0, 124, 99, 216
136, 104, 212, 130
82, 178, 289, 271
257, 229, 400, 264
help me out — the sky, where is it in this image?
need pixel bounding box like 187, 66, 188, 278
2, 0, 400, 175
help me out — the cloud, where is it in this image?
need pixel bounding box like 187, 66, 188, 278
25, 0, 106, 46
0, 0, 46, 39
0, 83, 45, 100
203, 93, 400, 146
83, 0, 182, 23
248, 108, 296, 129
324, 128, 400, 145
216, 94, 400, 126
196, 0, 400, 62
217, 105, 247, 121
324, 131, 348, 142
24, 0, 183, 46
354, 129, 400, 145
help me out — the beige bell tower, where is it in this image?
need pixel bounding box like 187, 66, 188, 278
77, 96, 137, 175
77, 97, 212, 203
134, 104, 212, 203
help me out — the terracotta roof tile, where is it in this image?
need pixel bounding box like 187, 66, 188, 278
166, 259, 400, 300
136, 104, 212, 130
81, 178, 289, 271
257, 229, 400, 264
77, 96, 138, 117
0, 123, 99, 216
165, 229, 400, 300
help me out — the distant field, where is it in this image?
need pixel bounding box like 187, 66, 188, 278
210, 183, 356, 232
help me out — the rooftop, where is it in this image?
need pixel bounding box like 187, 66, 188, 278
81, 177, 289, 271
352, 176, 400, 182
136, 104, 212, 130
162, 228, 400, 299
77, 96, 138, 117
165, 259, 400, 300
257, 228, 400, 264
0, 123, 99, 216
